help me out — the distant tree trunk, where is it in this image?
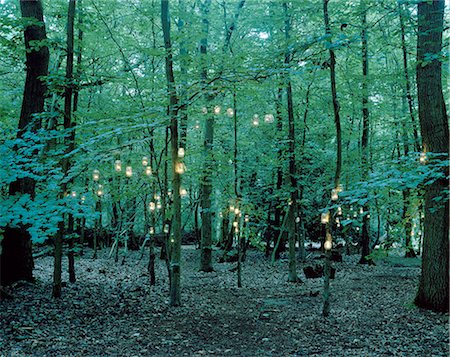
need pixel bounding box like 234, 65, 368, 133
414, 0, 449, 313
1, 0, 49, 287
161, 0, 182, 307
398, 1, 421, 152
283, 1, 298, 283
199, 0, 215, 273
359, 1, 372, 265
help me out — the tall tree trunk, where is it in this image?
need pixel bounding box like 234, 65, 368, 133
414, 0, 449, 313
283, 1, 298, 283
1, 0, 49, 287
359, 1, 372, 265
199, 0, 215, 273
161, 0, 182, 307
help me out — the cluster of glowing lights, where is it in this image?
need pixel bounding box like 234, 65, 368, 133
92, 169, 100, 182
252, 114, 259, 126
96, 184, 103, 197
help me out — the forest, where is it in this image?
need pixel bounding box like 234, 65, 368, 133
0, 0, 448, 355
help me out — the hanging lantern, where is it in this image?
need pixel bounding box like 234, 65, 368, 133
71, 191, 77, 198
214, 105, 221, 115
178, 147, 185, 158
264, 114, 274, 123
419, 152, 427, 164
81, 195, 86, 203
180, 188, 188, 197
353, 212, 357, 218
252, 114, 259, 126
356, 226, 360, 231
175, 162, 185, 174
321, 211, 330, 224
245, 214, 249, 223
149, 227, 155, 235
335, 217, 340, 224
115, 160, 122, 172
164, 224, 170, 234
149, 202, 156, 211
195, 120, 200, 129
96, 184, 103, 197
234, 207, 240, 215
142, 156, 149, 167
145, 166, 152, 176
359, 207, 364, 214
227, 108, 234, 117
295, 216, 300, 223
156, 202, 162, 210
92, 169, 100, 181
337, 206, 342, 216
324, 240, 332, 251
229, 205, 235, 211
126, 166, 133, 177
233, 221, 238, 228
331, 188, 338, 201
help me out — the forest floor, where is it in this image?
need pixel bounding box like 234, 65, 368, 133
0, 246, 448, 357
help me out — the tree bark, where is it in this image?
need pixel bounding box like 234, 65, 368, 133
1, 0, 49, 287
161, 0, 182, 307
414, 0, 449, 313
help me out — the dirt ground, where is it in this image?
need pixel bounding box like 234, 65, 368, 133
1, 246, 448, 356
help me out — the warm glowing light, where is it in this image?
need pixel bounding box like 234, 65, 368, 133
337, 206, 342, 215
149, 202, 156, 211
324, 240, 332, 250
93, 169, 100, 181
175, 162, 186, 174
356, 227, 360, 231
145, 166, 152, 176
219, 212, 223, 218
178, 147, 185, 158
71, 191, 77, 197
170, 238, 175, 243
81, 195, 86, 202
321, 211, 330, 224
156, 202, 162, 210
295, 217, 300, 223
126, 166, 133, 177
234, 208, 240, 215
337, 184, 344, 193
115, 160, 122, 172
233, 221, 238, 228
164, 224, 170, 234
149, 227, 154, 234
350, 205, 353, 211
214, 105, 221, 115
245, 215, 249, 223
335, 218, 340, 224
230, 205, 235, 211
264, 114, 274, 123
353, 212, 357, 218
367, 214, 370, 219
180, 188, 188, 197
97, 184, 103, 197
419, 152, 427, 164
252, 114, 259, 126
142, 156, 149, 167
195, 120, 200, 129
359, 207, 364, 214
331, 188, 338, 201
227, 108, 234, 117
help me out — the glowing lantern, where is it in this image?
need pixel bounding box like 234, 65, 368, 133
214, 105, 221, 115
353, 212, 357, 218
295, 217, 300, 223
227, 108, 234, 117
359, 207, 364, 214
126, 166, 133, 177
115, 160, 122, 172
233, 221, 238, 228
175, 162, 185, 174
335, 218, 340, 224
145, 166, 152, 176
71, 191, 77, 198
331, 188, 338, 201
142, 156, 149, 167
149, 227, 154, 235
164, 224, 170, 234
156, 202, 162, 210
195, 120, 200, 129
321, 211, 330, 224
337, 206, 342, 216
324, 240, 332, 251
234, 208, 240, 215
419, 152, 427, 164
180, 188, 188, 197
96, 184, 103, 197
252, 114, 259, 126
230, 205, 235, 211
92, 169, 100, 181
264, 114, 274, 123
356, 227, 360, 231
178, 147, 185, 158
149, 202, 156, 211
245, 215, 249, 223
81, 195, 86, 202
337, 184, 344, 193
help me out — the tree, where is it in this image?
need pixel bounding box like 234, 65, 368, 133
414, 0, 449, 313
0, 0, 50, 287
